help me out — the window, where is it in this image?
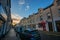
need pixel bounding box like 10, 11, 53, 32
38, 23, 42, 28
0, 14, 5, 28
7, 0, 11, 8
0, 0, 1, 5
0, 3, 1, 5
58, 9, 60, 14
40, 16, 43, 20
0, 5, 5, 14
0, 5, 7, 20
0, 4, 1, 13
57, 0, 60, 6
47, 12, 51, 19
30, 20, 31, 23
40, 18, 43, 20
7, 0, 9, 6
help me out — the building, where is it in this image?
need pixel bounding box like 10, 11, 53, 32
35, 0, 60, 32
38, 0, 60, 32
20, 0, 60, 32
0, 0, 11, 35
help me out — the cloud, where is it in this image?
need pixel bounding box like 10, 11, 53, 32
26, 5, 30, 9
25, 5, 30, 11
19, 0, 25, 5
11, 13, 23, 20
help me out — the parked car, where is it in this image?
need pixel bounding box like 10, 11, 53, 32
19, 29, 41, 40
14, 27, 21, 33
30, 30, 41, 40
19, 30, 32, 40
14, 25, 25, 33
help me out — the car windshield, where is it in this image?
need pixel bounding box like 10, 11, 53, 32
24, 30, 31, 33
31, 31, 38, 34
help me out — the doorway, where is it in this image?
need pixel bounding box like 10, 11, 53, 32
48, 22, 53, 32
56, 21, 60, 32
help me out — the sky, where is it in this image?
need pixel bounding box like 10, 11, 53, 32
11, 0, 54, 18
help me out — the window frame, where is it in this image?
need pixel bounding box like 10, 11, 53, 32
47, 12, 51, 19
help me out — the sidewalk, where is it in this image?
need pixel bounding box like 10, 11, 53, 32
1, 28, 19, 40
39, 31, 60, 40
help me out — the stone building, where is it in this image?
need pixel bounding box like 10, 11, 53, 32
20, 0, 60, 32
35, 0, 60, 32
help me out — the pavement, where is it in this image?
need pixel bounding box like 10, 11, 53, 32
39, 31, 60, 40
1, 28, 19, 40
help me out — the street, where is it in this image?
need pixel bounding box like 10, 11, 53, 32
1, 28, 18, 40
0, 0, 60, 40
0, 27, 60, 40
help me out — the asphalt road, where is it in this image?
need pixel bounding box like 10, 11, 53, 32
1, 28, 19, 40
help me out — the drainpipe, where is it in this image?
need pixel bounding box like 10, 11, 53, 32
50, 7, 57, 32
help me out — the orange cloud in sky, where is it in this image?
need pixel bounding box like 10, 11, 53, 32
11, 14, 23, 25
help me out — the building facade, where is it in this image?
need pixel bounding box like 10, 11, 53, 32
0, 0, 11, 35
20, 0, 60, 32
39, 0, 60, 32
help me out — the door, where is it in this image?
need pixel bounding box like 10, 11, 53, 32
48, 22, 53, 32
56, 21, 60, 32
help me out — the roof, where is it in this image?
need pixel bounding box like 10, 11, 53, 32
44, 4, 54, 10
